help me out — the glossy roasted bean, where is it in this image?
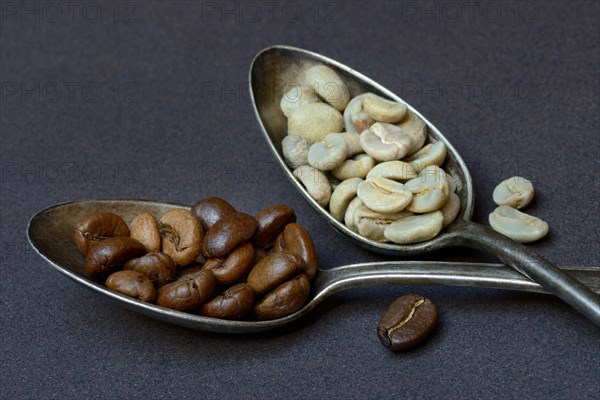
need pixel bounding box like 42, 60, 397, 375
74, 212, 130, 254
202, 212, 258, 258
105, 270, 156, 302
191, 197, 237, 232
273, 223, 318, 279
156, 269, 215, 311
252, 205, 297, 248
377, 294, 438, 351
246, 252, 304, 296
200, 283, 255, 320
130, 212, 161, 252
85, 237, 147, 281
202, 242, 255, 285
124, 252, 176, 287
253, 274, 310, 320
160, 209, 203, 267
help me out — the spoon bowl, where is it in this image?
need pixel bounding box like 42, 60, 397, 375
249, 45, 600, 326
28, 200, 600, 333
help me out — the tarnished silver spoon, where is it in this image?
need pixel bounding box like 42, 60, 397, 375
248, 45, 600, 326
28, 200, 600, 333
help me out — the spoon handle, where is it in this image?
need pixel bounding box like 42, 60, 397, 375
447, 220, 600, 327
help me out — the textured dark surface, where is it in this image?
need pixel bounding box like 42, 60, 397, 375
1, 1, 599, 398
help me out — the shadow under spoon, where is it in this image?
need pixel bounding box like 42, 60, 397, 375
27, 199, 600, 333
248, 45, 600, 327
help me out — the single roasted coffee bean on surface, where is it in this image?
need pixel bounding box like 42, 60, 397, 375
85, 237, 147, 281
105, 270, 156, 302
200, 283, 255, 320
74, 212, 130, 254
124, 252, 176, 287
377, 294, 438, 351
202, 212, 258, 258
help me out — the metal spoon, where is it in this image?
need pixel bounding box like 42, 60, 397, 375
248, 45, 600, 326
27, 200, 600, 333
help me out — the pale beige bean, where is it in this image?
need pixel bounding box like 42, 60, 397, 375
293, 165, 332, 207
280, 85, 320, 118
493, 177, 534, 209
344, 196, 364, 231
404, 142, 447, 173
489, 206, 548, 243
384, 211, 444, 244
282, 135, 310, 170
440, 192, 461, 228
343, 94, 373, 134
366, 160, 419, 181
395, 110, 427, 155
329, 178, 363, 221
354, 206, 412, 242
306, 65, 350, 111
360, 123, 413, 161
287, 102, 344, 142
404, 166, 449, 213
340, 132, 363, 156
357, 177, 413, 213
307, 133, 349, 171
332, 154, 376, 180
363, 94, 407, 123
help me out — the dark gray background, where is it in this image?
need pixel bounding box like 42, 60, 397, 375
1, 1, 599, 399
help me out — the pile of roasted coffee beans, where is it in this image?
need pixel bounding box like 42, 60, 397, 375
74, 197, 317, 321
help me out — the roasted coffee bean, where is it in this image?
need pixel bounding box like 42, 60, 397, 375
254, 274, 310, 320
177, 264, 204, 279
246, 252, 304, 296
273, 223, 318, 279
377, 294, 438, 351
252, 205, 297, 248
252, 246, 268, 266
105, 270, 156, 302
85, 237, 147, 281
74, 212, 130, 254
191, 197, 237, 231
202, 242, 255, 285
130, 212, 161, 252
124, 252, 176, 287
160, 209, 203, 267
156, 269, 215, 311
202, 212, 257, 258
200, 283, 255, 320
